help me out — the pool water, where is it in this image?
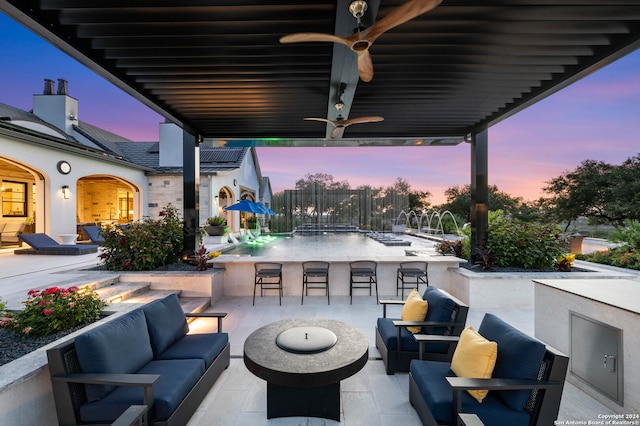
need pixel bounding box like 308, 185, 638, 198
221, 232, 435, 258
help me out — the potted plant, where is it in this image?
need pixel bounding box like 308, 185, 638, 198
205, 216, 227, 236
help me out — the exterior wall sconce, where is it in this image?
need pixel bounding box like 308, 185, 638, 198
214, 195, 219, 203
62, 185, 69, 199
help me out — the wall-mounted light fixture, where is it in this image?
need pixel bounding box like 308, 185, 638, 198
214, 195, 219, 203
62, 185, 69, 199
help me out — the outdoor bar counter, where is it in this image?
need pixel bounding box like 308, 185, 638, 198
533, 278, 640, 414
215, 254, 464, 298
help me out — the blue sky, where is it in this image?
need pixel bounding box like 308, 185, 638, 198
1, 12, 638, 204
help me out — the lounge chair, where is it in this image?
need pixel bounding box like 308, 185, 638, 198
15, 233, 99, 255
1, 222, 26, 247
81, 225, 105, 245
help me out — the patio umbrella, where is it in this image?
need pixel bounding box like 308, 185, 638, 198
223, 199, 262, 213
255, 202, 276, 215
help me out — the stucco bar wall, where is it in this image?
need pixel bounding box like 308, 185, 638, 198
217, 256, 463, 298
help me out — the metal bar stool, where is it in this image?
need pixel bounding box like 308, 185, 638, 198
301, 261, 330, 304
253, 262, 283, 305
396, 261, 428, 299
349, 260, 378, 304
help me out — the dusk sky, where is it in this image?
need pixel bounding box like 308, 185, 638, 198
1, 12, 639, 205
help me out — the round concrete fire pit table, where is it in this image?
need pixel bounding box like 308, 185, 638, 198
243, 318, 368, 420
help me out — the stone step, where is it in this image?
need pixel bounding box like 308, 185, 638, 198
92, 281, 151, 303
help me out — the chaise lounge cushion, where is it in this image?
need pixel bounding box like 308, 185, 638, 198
410, 360, 531, 426
79, 358, 205, 423
478, 313, 547, 411
75, 310, 154, 402
17, 233, 98, 254
142, 294, 189, 356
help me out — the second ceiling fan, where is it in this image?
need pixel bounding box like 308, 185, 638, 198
280, 0, 442, 82
304, 82, 384, 138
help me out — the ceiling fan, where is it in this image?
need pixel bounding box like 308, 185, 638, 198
280, 0, 442, 82
305, 115, 384, 139
304, 82, 383, 138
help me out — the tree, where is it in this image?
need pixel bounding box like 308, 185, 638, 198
543, 155, 640, 227
436, 184, 534, 221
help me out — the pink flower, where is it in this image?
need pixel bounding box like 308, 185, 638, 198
43, 308, 54, 316
22, 326, 32, 335
68, 302, 75, 308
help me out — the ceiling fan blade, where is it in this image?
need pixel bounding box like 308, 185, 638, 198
304, 117, 336, 127
357, 51, 374, 82
280, 32, 351, 48
343, 116, 384, 126
330, 127, 341, 139
364, 0, 442, 43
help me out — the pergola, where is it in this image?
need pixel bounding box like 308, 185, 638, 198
2, 0, 639, 254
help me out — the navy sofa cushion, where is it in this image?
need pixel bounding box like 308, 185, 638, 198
478, 313, 546, 411
157, 333, 229, 368
79, 358, 205, 423
75, 310, 154, 402
142, 294, 189, 356
410, 360, 530, 426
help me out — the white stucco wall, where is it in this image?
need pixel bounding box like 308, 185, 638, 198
1, 134, 148, 239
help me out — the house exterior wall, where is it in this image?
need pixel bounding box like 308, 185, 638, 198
0, 133, 148, 239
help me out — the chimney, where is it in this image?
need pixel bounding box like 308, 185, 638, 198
43, 79, 55, 95
57, 79, 68, 95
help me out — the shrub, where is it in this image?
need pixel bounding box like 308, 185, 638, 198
206, 216, 226, 226
99, 204, 184, 271
578, 247, 640, 271
435, 239, 465, 257
459, 210, 565, 269
486, 212, 565, 269
610, 220, 640, 249
0, 287, 106, 336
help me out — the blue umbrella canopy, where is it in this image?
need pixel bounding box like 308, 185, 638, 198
224, 199, 262, 213
255, 202, 276, 215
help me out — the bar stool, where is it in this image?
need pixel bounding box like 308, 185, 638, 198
301, 261, 330, 304
396, 261, 428, 299
349, 260, 378, 304
253, 262, 283, 305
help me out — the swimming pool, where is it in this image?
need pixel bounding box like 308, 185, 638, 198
221, 232, 436, 257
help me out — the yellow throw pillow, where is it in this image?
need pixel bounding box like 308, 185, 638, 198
401, 288, 428, 333
450, 325, 498, 403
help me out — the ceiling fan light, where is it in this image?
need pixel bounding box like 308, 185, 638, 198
349, 1, 368, 19
335, 100, 345, 111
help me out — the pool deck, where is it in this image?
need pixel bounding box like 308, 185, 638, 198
0, 237, 625, 425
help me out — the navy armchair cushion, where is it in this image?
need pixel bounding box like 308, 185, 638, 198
376, 317, 448, 353
142, 294, 189, 356
423, 286, 456, 328
75, 310, 154, 402
478, 313, 546, 411
410, 360, 531, 426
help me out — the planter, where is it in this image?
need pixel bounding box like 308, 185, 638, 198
206, 225, 227, 236
445, 261, 633, 310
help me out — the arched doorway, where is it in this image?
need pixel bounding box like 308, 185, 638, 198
77, 176, 140, 226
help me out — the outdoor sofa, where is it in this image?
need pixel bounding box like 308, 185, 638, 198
46, 294, 230, 425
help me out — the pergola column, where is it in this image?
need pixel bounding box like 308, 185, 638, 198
183, 130, 200, 254
469, 129, 488, 262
